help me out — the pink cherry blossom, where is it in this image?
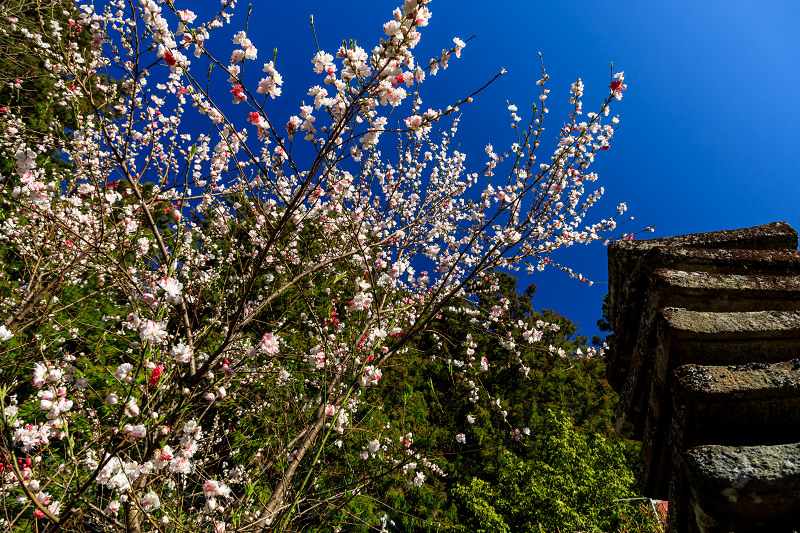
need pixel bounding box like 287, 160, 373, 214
230, 84, 246, 104
139, 320, 168, 344
171, 343, 193, 363
258, 333, 280, 355
149, 365, 164, 386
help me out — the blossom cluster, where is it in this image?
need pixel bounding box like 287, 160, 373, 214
0, 0, 641, 530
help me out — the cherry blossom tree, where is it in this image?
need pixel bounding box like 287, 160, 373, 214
0, 0, 640, 531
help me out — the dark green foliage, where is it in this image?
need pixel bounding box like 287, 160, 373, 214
0, 1, 94, 175
450, 410, 643, 533
328, 273, 657, 532
592, 292, 614, 348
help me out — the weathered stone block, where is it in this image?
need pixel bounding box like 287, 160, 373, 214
605, 222, 800, 532
668, 361, 800, 532
640, 310, 800, 498
614, 269, 800, 442
607, 222, 799, 391
682, 442, 800, 532
670, 361, 800, 463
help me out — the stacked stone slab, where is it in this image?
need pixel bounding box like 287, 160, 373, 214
606, 222, 800, 532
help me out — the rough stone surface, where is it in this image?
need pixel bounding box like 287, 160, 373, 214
640, 310, 800, 498
606, 222, 800, 532
613, 269, 800, 441
670, 361, 800, 453
683, 443, 800, 532
607, 222, 800, 391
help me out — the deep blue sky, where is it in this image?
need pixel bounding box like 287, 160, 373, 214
188, 0, 800, 341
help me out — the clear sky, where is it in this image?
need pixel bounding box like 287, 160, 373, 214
189, 0, 800, 341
